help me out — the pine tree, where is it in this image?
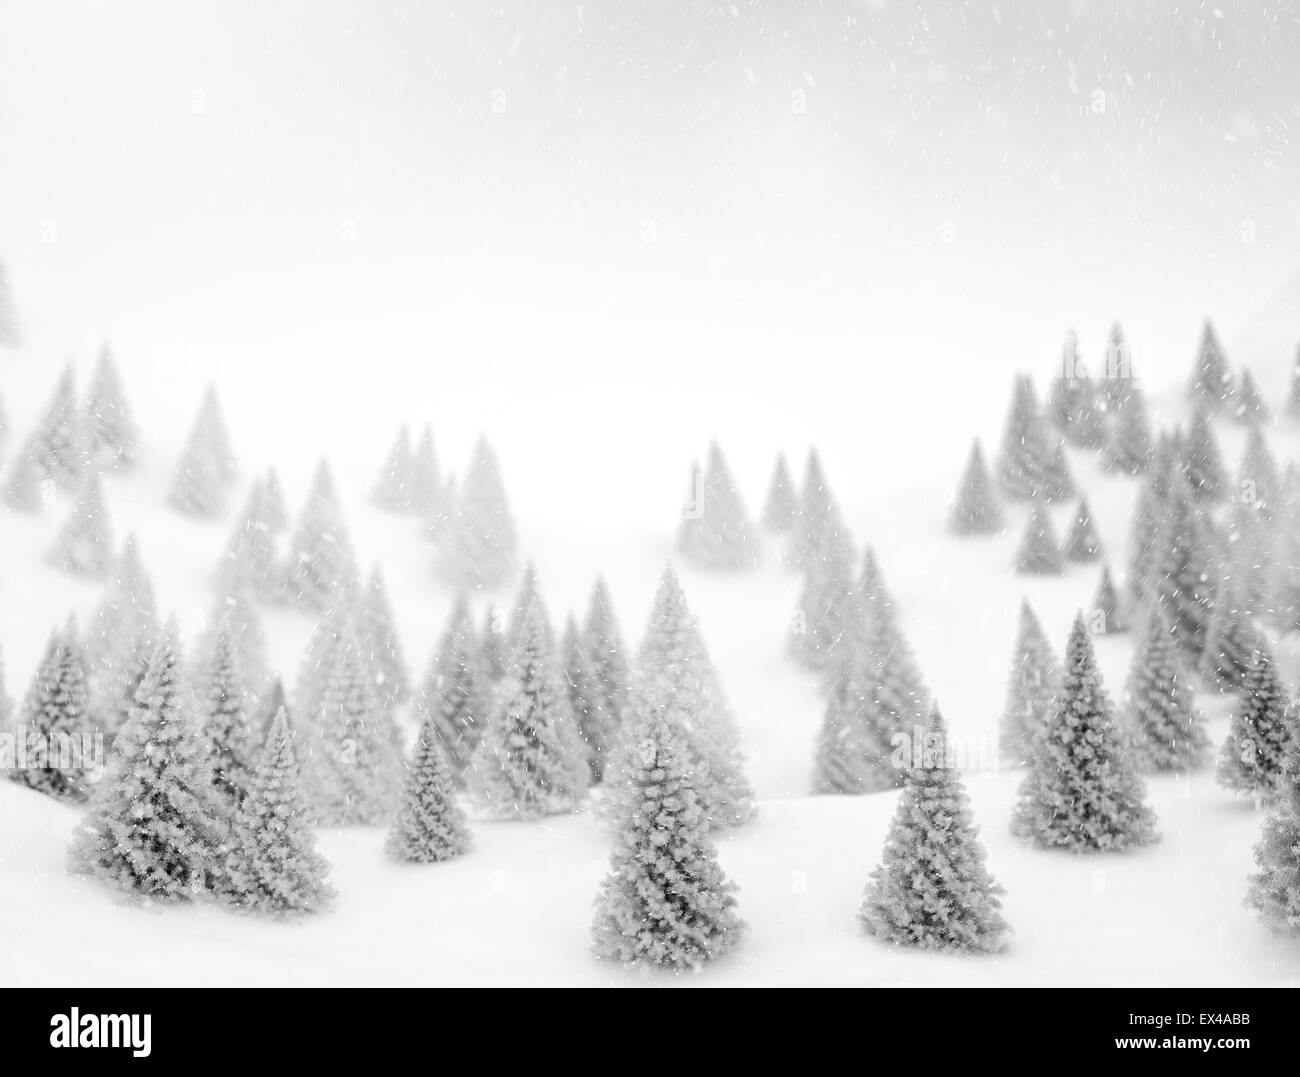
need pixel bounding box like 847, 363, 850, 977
1089, 566, 1128, 635
1218, 642, 1295, 800
1149, 475, 1218, 663
592, 704, 744, 970
284, 460, 361, 610
293, 602, 357, 734
562, 616, 613, 783
1047, 331, 1093, 442
47, 472, 114, 577
676, 443, 760, 571
1127, 432, 1178, 605
214, 479, 281, 601
1188, 319, 1234, 413
1183, 409, 1227, 503
84, 342, 139, 470
409, 424, 446, 523
306, 628, 402, 825
1105, 379, 1152, 474
197, 624, 255, 807
9, 628, 96, 802
415, 596, 492, 774
506, 562, 556, 652
812, 628, 899, 795
860, 704, 1009, 953
1001, 601, 1060, 767
1222, 498, 1271, 619
191, 588, 271, 702
997, 375, 1054, 500
371, 424, 413, 513
480, 606, 508, 683
860, 556, 930, 733
222, 710, 334, 914
1, 432, 45, 513
0, 259, 20, 348
1042, 439, 1075, 503
69, 627, 227, 901
435, 436, 517, 589
1246, 726, 1300, 936
196, 383, 238, 486
1233, 368, 1268, 425
583, 576, 631, 733
948, 440, 1004, 535
1063, 497, 1101, 562
1125, 606, 1208, 771
254, 676, 291, 749
360, 566, 409, 707
1098, 322, 1136, 417
1200, 585, 1259, 692
167, 386, 237, 517
786, 449, 851, 571
260, 468, 289, 534
1012, 613, 1157, 851
1014, 502, 1064, 575
1237, 427, 1279, 521
387, 707, 472, 863
84, 534, 161, 733
761, 452, 798, 534
29, 362, 86, 493
788, 531, 858, 670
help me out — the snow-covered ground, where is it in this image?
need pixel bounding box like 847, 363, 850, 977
3, 294, 1300, 985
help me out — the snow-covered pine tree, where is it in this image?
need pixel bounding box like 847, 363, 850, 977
84, 534, 161, 733
167, 391, 234, 518
1014, 502, 1064, 575
435, 435, 517, 589
69, 626, 227, 900
1183, 408, 1226, 503
1105, 379, 1153, 474
591, 703, 744, 970
191, 587, 272, 703
1012, 613, 1157, 851
761, 452, 798, 534
9, 628, 96, 802
284, 460, 361, 610
1124, 605, 1208, 771
46, 472, 114, 577
1042, 439, 1075, 503
84, 342, 139, 470
1246, 723, 1300, 936
562, 614, 613, 784
306, 626, 402, 825
1188, 319, 1235, 413
387, 705, 471, 863
676, 442, 760, 571
997, 374, 1054, 500
0, 259, 20, 348
467, 594, 587, 818
480, 606, 508, 683
860, 703, 1009, 953
1126, 432, 1179, 605
254, 676, 291, 749
583, 576, 631, 733
260, 468, 289, 534
860, 554, 930, 732
788, 528, 858, 670
222, 709, 334, 914
197, 623, 255, 807
1, 433, 45, 513
360, 565, 409, 707
1063, 497, 1101, 562
1089, 566, 1128, 635
948, 439, 1005, 535
786, 449, 851, 571
1098, 322, 1135, 417
1149, 474, 1218, 663
1233, 368, 1268, 425
30, 361, 86, 493
1218, 641, 1295, 801
213, 479, 280, 600
506, 562, 556, 652
292, 601, 357, 732
1047, 331, 1098, 445
1200, 581, 1260, 692
1237, 426, 1279, 521
1000, 600, 1060, 767
409, 424, 446, 523
371, 424, 413, 513
196, 383, 237, 486
415, 596, 491, 775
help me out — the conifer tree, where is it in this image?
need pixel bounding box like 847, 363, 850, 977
761, 452, 798, 534
84, 534, 161, 732
506, 562, 556, 652
1089, 566, 1128, 635
360, 566, 409, 707
1063, 497, 1101, 562
284, 460, 361, 610
1188, 319, 1234, 413
1012, 613, 1157, 851
480, 606, 508, 683
9, 628, 96, 802
167, 410, 230, 518
260, 468, 289, 534
1127, 433, 1179, 605
1183, 409, 1226, 503
1149, 475, 1218, 662
860, 557, 930, 732
583, 576, 631, 731
1105, 380, 1152, 474
676, 442, 760, 571
997, 375, 1053, 500
1246, 726, 1300, 936
214, 479, 280, 600
1001, 601, 1060, 767
371, 424, 413, 513
811, 628, 899, 795
84, 342, 139, 470
788, 532, 858, 670
435, 436, 517, 589
592, 704, 744, 970
293, 601, 357, 732
69, 627, 227, 900
1125, 606, 1208, 771
387, 706, 471, 863
197, 624, 255, 807
0, 259, 20, 348
409, 424, 445, 523
860, 704, 1009, 953
467, 596, 587, 818
1098, 322, 1135, 416
255, 676, 291, 749
47, 472, 114, 577
562, 615, 613, 783
30, 362, 86, 493
222, 709, 334, 914
193, 587, 271, 698
416, 596, 492, 775
1042, 439, 1075, 503
1014, 502, 1064, 575
1237, 427, 1279, 521
1233, 368, 1267, 425
1047, 332, 1093, 442
1, 433, 45, 513
948, 440, 1004, 535
306, 628, 402, 825
196, 383, 238, 486
1200, 585, 1259, 692
786, 449, 851, 571
1218, 642, 1295, 800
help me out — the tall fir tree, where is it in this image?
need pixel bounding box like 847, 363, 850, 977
1014, 502, 1064, 575
371, 424, 413, 513
997, 374, 1054, 500
1246, 723, 1300, 937
197, 624, 255, 807
167, 386, 237, 517
480, 606, 508, 683
563, 615, 612, 784
284, 460, 361, 610
84, 534, 161, 733
761, 452, 798, 534
1001, 601, 1060, 767
69, 627, 227, 900
592, 704, 744, 970
415, 596, 492, 775
1149, 474, 1218, 663
214, 478, 281, 601
47, 472, 114, 577
360, 565, 409, 707
948, 439, 1005, 535
1200, 582, 1260, 692
260, 467, 289, 534
1, 430, 45, 513
860, 704, 1009, 953
409, 424, 446, 524
1042, 439, 1075, 503
293, 601, 358, 734
222, 709, 334, 914
9, 628, 96, 802
1089, 565, 1128, 635
1237, 426, 1279, 521
583, 576, 631, 734
1233, 367, 1268, 425
435, 435, 517, 589
788, 528, 858, 670
387, 705, 472, 863
29, 361, 86, 493
84, 342, 139, 470
1183, 408, 1227, 503
786, 449, 851, 572
1125, 606, 1208, 771
1063, 497, 1101, 562
1217, 642, 1295, 801
1126, 432, 1178, 605
860, 554, 930, 732
1012, 613, 1157, 851
1105, 379, 1153, 474
675, 442, 760, 571
1188, 319, 1234, 413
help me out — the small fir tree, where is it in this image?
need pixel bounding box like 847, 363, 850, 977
1183, 408, 1227, 503
1237, 427, 1279, 521
583, 576, 631, 732
31, 362, 86, 493
84, 342, 140, 470
563, 615, 612, 784
284, 460, 361, 610
167, 387, 236, 517
1200, 586, 1260, 692
409, 424, 446, 523
1105, 380, 1153, 475
1000, 601, 1060, 767
1246, 726, 1300, 936
435, 435, 517, 589
761, 452, 798, 533
811, 633, 899, 795
1125, 606, 1208, 772
2, 433, 46, 513
197, 624, 255, 807
675, 442, 760, 571
47, 472, 114, 577
1188, 319, 1234, 413
1233, 367, 1268, 425
1014, 502, 1064, 575
415, 596, 491, 774
1149, 476, 1218, 662
9, 629, 96, 802
1218, 642, 1295, 801
0, 259, 20, 348
948, 440, 1004, 535
997, 374, 1053, 500
360, 565, 409, 707
480, 606, 508, 683
1088, 566, 1128, 635
84, 534, 161, 732
386, 708, 472, 863
371, 424, 413, 513
1063, 497, 1101, 562
786, 449, 851, 572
